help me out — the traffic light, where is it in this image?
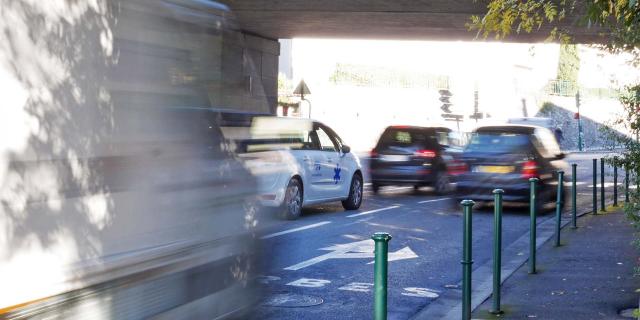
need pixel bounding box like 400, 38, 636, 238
439, 89, 452, 113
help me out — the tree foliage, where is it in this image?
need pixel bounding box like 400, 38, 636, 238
469, 0, 640, 55
467, 0, 573, 42
557, 44, 580, 83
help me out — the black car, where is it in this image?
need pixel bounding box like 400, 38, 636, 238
369, 126, 464, 194
456, 125, 568, 210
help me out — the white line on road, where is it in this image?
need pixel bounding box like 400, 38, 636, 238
384, 186, 413, 191
347, 205, 401, 218
260, 221, 332, 239
418, 198, 451, 204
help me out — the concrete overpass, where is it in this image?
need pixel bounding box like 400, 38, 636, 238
221, 0, 601, 42
212, 0, 604, 113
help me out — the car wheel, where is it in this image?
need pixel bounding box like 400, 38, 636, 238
371, 182, 380, 194
561, 186, 569, 212
533, 188, 553, 214
433, 171, 451, 195
282, 178, 302, 220
342, 174, 363, 210
550, 186, 569, 213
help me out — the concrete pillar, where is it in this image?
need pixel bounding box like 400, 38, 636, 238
221, 32, 279, 114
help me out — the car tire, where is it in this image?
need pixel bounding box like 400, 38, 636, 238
371, 182, 380, 194
561, 186, 569, 212
282, 178, 302, 220
342, 174, 363, 210
533, 188, 553, 214
433, 171, 451, 195
550, 186, 569, 213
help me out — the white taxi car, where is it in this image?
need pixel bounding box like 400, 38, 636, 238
237, 117, 363, 220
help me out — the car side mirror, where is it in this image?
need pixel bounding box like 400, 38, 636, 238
341, 145, 351, 154
555, 152, 566, 160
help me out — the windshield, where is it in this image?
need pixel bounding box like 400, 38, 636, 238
378, 128, 437, 148
465, 132, 531, 153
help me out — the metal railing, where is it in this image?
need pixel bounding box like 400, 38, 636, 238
544, 79, 619, 99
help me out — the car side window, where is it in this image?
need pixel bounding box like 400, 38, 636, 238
534, 128, 561, 158
299, 129, 317, 150
322, 125, 344, 151
315, 126, 338, 152
435, 130, 450, 147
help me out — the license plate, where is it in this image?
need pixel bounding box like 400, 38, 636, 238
473, 165, 515, 174
380, 155, 409, 162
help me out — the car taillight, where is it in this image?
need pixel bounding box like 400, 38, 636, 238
370, 149, 378, 158
414, 149, 436, 158
521, 160, 538, 179
448, 160, 468, 175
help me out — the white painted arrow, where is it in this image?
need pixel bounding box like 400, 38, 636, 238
284, 239, 418, 271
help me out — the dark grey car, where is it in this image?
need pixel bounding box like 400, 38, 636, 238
456, 125, 569, 210
370, 126, 464, 194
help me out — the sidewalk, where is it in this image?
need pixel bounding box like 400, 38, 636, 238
472, 209, 639, 319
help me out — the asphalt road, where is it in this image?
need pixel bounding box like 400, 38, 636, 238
250, 152, 624, 320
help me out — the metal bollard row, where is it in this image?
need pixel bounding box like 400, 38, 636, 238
373, 163, 596, 320
461, 168, 576, 318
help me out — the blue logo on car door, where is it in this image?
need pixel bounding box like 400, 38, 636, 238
333, 164, 341, 184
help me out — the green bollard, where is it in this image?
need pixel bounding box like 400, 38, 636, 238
529, 178, 538, 274
571, 164, 577, 229
613, 159, 618, 207
491, 189, 504, 315
555, 171, 564, 247
626, 166, 630, 203
593, 159, 598, 215
600, 158, 606, 212
372, 232, 392, 320
461, 200, 475, 320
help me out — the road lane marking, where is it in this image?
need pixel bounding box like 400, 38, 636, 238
260, 221, 331, 239
402, 287, 440, 298
339, 282, 373, 293
384, 186, 413, 191
284, 239, 417, 270
347, 205, 400, 218
286, 278, 331, 288
587, 182, 617, 187
418, 198, 451, 204
366, 222, 426, 233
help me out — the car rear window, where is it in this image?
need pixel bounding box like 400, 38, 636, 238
465, 132, 530, 153
378, 128, 437, 148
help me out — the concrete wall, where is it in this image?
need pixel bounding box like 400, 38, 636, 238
222, 32, 279, 114
536, 96, 626, 151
